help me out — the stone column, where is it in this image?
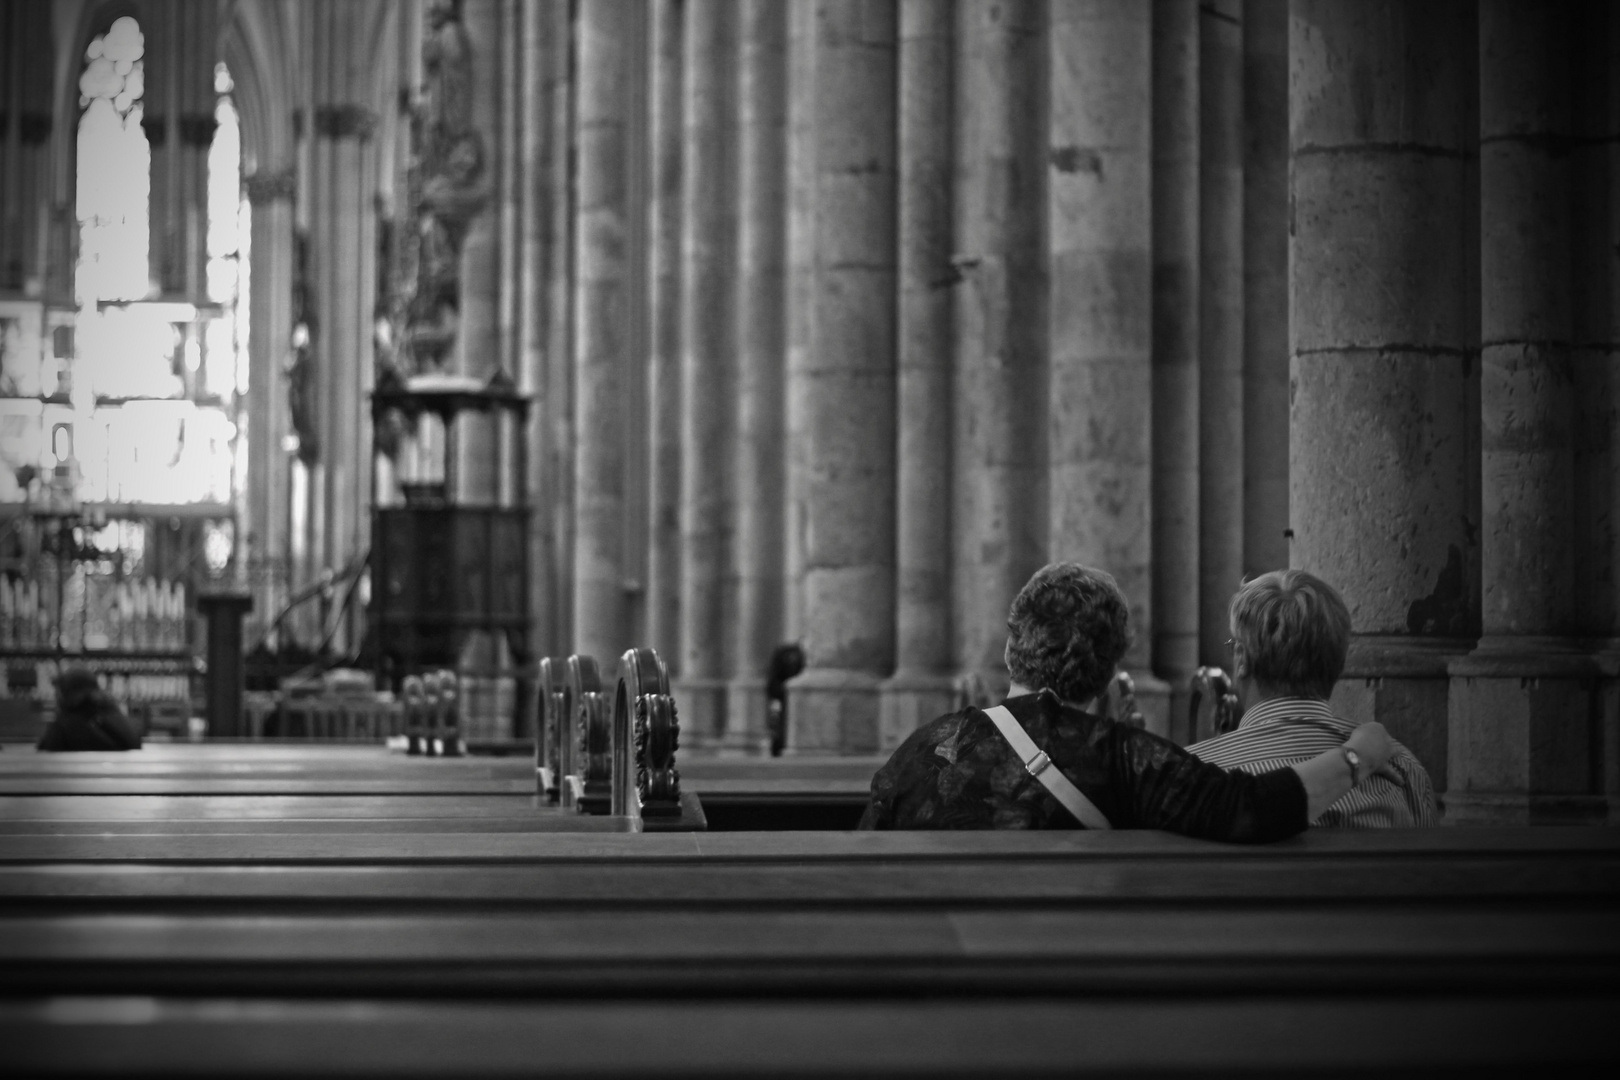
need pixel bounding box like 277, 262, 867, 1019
1449, 0, 1613, 825
1046, 0, 1164, 727
136, 0, 216, 301
141, 0, 174, 295
497, 0, 521, 382
1570, 1, 1620, 821
573, 0, 637, 661
951, 0, 1044, 702
244, 168, 297, 646
725, 0, 789, 749
0, 0, 51, 296
178, 1, 219, 302
1149, 0, 1200, 741
454, 0, 502, 505
786, 0, 898, 753
519, 0, 555, 655
646, 0, 684, 668
528, 0, 575, 656
1198, 0, 1244, 666
142, 0, 176, 295
878, 0, 958, 749
308, 1, 384, 654
1242, 0, 1289, 578
1291, 0, 1478, 794
0, 3, 22, 293
676, 0, 734, 741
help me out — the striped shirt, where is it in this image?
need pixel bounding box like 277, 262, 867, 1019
1188, 698, 1438, 828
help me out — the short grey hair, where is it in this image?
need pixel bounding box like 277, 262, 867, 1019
1005, 563, 1132, 704
1228, 569, 1351, 700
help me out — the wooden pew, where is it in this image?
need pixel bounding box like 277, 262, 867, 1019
1, 827, 1616, 1073
2, 706, 1617, 1077
6, 995, 1617, 1078
0, 741, 877, 835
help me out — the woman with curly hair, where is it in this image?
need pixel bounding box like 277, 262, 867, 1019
859, 563, 1392, 841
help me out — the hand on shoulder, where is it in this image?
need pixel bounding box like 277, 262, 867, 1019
1344, 720, 1394, 777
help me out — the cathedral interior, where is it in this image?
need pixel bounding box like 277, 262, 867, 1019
2, 0, 1618, 1074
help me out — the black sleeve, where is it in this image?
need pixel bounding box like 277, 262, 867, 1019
1108, 724, 1308, 842
91, 703, 143, 750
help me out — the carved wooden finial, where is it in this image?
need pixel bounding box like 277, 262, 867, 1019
567, 655, 612, 814
616, 647, 681, 822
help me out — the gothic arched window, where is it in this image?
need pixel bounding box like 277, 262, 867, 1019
76, 16, 151, 309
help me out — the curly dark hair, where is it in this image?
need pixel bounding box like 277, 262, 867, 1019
1004, 563, 1132, 705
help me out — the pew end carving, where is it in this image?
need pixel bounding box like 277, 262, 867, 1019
614, 647, 683, 823
1189, 666, 1241, 744
535, 656, 570, 803
433, 669, 464, 756
568, 655, 613, 814
402, 674, 427, 755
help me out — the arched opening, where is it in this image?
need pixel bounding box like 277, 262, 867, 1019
2, 13, 250, 692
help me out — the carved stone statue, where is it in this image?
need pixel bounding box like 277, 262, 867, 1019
389, 0, 486, 374
286, 230, 320, 464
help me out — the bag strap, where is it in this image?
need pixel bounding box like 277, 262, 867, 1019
982, 705, 1112, 831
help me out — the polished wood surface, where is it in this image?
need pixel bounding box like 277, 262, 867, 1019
3, 742, 1615, 1076
11, 997, 1614, 1077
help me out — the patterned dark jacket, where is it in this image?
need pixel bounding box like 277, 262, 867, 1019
860, 691, 1307, 842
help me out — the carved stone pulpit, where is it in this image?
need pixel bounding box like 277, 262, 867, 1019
369, 370, 531, 735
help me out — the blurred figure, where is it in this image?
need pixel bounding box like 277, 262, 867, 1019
765, 642, 805, 757
36, 668, 142, 752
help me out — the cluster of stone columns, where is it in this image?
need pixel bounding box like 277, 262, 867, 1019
535, 0, 1299, 750
203, 0, 1618, 818
140, 0, 220, 302
294, 0, 391, 655
256, 0, 1293, 753
1291, 0, 1619, 823
1451, 0, 1620, 823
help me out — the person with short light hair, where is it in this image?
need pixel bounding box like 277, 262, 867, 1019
1189, 569, 1438, 827
861, 562, 1396, 839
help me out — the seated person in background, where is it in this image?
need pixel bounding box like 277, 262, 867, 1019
1188, 569, 1437, 828
861, 562, 1392, 840
765, 642, 806, 757
36, 668, 143, 752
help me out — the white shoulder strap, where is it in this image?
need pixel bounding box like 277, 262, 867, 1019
983, 705, 1112, 830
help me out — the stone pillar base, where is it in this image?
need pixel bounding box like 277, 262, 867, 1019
1444, 637, 1619, 826
877, 670, 958, 752
671, 676, 730, 748
787, 668, 882, 754
1330, 636, 1472, 796
723, 676, 770, 755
